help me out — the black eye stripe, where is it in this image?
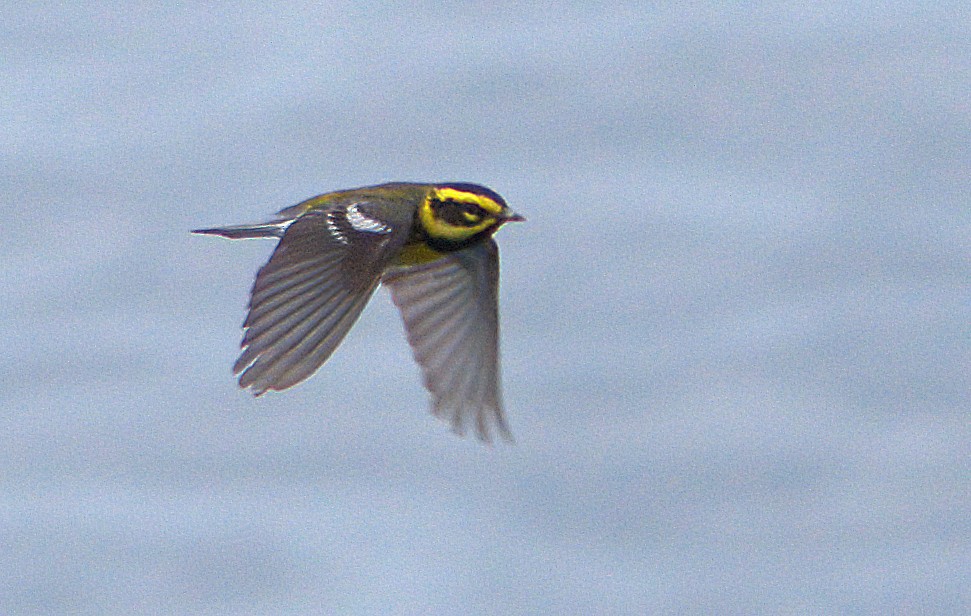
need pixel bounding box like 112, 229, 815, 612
446, 199, 485, 215
432, 199, 491, 226
461, 202, 486, 217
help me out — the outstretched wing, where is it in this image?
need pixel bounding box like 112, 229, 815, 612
235, 202, 412, 394
382, 239, 511, 442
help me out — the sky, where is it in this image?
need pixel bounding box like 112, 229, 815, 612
2, 2, 969, 614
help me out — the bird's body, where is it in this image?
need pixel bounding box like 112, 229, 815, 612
193, 182, 523, 442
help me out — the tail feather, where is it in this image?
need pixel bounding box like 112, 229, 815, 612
191, 221, 289, 240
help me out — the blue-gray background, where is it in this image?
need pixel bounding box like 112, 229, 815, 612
2, 3, 968, 614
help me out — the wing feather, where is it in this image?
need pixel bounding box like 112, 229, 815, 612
383, 239, 511, 442
235, 205, 410, 395
241, 289, 375, 392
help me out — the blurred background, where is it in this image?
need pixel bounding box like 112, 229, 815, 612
2, 2, 968, 614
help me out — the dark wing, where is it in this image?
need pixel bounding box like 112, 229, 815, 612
235, 202, 412, 394
382, 239, 511, 442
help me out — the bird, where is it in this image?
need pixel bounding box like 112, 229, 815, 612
193, 182, 524, 442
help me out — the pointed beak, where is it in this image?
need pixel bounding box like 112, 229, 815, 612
503, 209, 526, 223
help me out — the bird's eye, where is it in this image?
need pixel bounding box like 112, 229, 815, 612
460, 202, 492, 223
434, 199, 488, 227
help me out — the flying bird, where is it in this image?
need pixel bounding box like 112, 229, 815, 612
193, 182, 523, 442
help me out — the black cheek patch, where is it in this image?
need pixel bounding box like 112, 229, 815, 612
434, 199, 488, 227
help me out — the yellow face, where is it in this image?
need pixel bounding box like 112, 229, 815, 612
418, 185, 509, 244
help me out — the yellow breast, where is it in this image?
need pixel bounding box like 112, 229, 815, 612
394, 242, 448, 267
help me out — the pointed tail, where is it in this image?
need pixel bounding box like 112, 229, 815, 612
191, 221, 289, 240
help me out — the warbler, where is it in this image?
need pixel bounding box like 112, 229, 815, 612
193, 182, 524, 442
